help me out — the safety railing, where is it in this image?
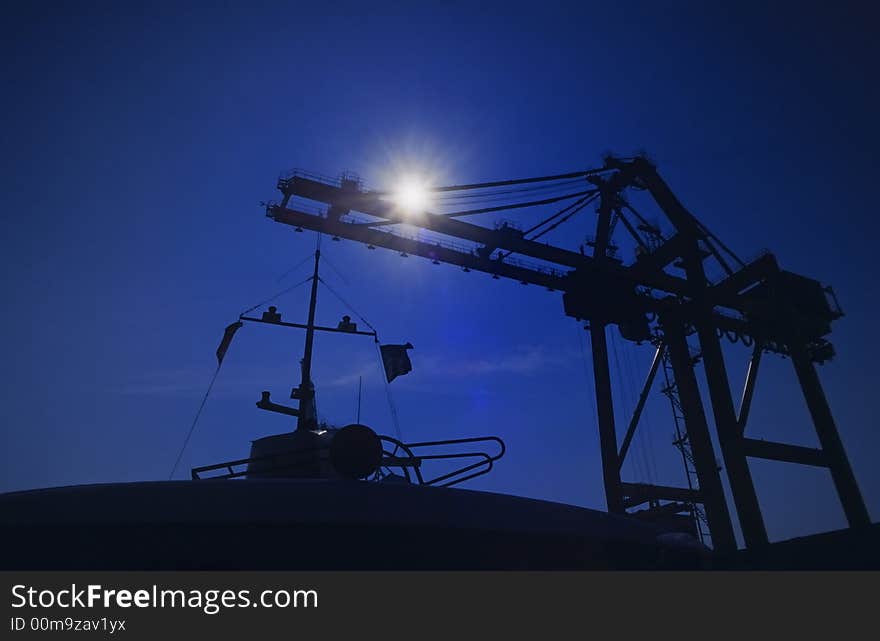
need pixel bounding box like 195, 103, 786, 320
192, 434, 505, 489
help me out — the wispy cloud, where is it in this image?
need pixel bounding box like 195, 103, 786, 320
112, 344, 578, 398
113, 364, 297, 398
321, 362, 379, 388
114, 368, 209, 396
418, 344, 575, 378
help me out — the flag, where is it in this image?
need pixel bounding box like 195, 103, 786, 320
216, 321, 243, 365
380, 342, 414, 383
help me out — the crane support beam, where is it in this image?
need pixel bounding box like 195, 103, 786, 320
631, 501, 695, 519
620, 482, 702, 509
265, 156, 868, 553
695, 318, 768, 548
791, 346, 871, 528
711, 253, 780, 300
281, 177, 695, 296
290, 178, 601, 268
685, 241, 769, 549
589, 187, 625, 514
741, 439, 827, 467
662, 316, 738, 553
272, 204, 769, 348
630, 234, 689, 278
738, 343, 763, 435
270, 206, 565, 289
611, 157, 703, 238
590, 323, 625, 514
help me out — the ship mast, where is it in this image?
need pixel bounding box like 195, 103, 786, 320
295, 249, 321, 431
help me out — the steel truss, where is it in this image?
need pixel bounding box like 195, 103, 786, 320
262, 155, 869, 553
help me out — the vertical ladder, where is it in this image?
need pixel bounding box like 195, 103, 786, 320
660, 348, 711, 545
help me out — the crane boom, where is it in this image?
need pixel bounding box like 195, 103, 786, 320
262, 155, 869, 552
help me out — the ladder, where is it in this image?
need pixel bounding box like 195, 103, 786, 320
659, 347, 711, 545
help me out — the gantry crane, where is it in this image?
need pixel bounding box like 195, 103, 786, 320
262, 155, 869, 553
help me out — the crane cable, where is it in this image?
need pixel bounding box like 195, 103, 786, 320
441, 189, 595, 219
497, 192, 598, 262
526, 192, 600, 240
424, 168, 607, 193
430, 178, 589, 204
575, 324, 598, 454
368, 170, 605, 198
610, 331, 651, 483
622, 340, 659, 483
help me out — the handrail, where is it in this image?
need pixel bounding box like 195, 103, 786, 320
191, 433, 506, 488
191, 445, 327, 480
395, 436, 505, 488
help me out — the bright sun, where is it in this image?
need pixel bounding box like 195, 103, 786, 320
393, 178, 431, 213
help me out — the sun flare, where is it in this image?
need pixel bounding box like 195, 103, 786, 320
392, 177, 431, 214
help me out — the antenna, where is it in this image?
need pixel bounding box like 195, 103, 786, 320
357, 376, 363, 423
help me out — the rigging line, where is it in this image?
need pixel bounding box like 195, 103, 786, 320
700, 236, 735, 279
354, 189, 596, 229
431, 186, 588, 209
528, 192, 600, 240
609, 331, 645, 482
620, 200, 663, 239
318, 251, 350, 286
430, 178, 588, 202
275, 253, 315, 283
168, 363, 222, 480
523, 192, 596, 236
316, 276, 378, 334
441, 189, 596, 218
693, 219, 745, 269
614, 208, 651, 252
371, 169, 607, 196
576, 324, 598, 436
623, 341, 658, 484
496, 193, 598, 262
618, 334, 653, 484
634, 348, 660, 485
433, 179, 586, 202
239, 275, 313, 316
608, 209, 620, 241
622, 195, 743, 269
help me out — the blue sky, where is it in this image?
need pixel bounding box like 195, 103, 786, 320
2, 1, 878, 547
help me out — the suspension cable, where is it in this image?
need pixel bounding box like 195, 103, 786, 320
528, 192, 600, 241
431, 178, 588, 203
623, 341, 658, 483
496, 193, 598, 262
442, 189, 596, 218
370, 169, 606, 196
610, 330, 649, 483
